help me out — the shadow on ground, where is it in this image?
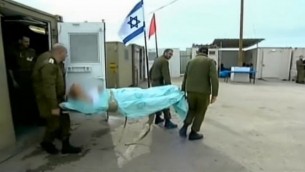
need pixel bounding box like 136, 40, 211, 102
121, 126, 249, 172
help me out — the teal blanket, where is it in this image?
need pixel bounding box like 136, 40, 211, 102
60, 85, 188, 120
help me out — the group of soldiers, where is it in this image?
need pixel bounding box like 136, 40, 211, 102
6, 36, 81, 154
150, 47, 219, 140
296, 55, 305, 84
6, 35, 219, 155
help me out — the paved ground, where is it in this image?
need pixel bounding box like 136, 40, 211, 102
1, 78, 305, 172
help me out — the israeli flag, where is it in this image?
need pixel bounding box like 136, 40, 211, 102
119, 0, 145, 44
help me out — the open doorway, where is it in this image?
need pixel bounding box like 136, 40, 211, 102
1, 14, 50, 139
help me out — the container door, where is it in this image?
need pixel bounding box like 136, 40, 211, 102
262, 49, 281, 78
58, 22, 106, 92
262, 48, 292, 80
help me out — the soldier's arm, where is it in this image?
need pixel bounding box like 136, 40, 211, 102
181, 62, 189, 91
161, 60, 171, 85
209, 60, 219, 97
40, 63, 58, 109
31, 49, 37, 63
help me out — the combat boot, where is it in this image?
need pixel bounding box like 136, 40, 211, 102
188, 131, 204, 141
40, 142, 59, 155
164, 120, 178, 129
155, 115, 164, 124
179, 124, 188, 137
61, 138, 82, 154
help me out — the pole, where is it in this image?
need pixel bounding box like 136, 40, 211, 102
141, 0, 150, 88
153, 13, 159, 58
155, 33, 159, 58
143, 26, 151, 88
238, 0, 244, 66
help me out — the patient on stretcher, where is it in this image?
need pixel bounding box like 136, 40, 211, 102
60, 83, 188, 120
68, 84, 93, 103
67, 84, 118, 112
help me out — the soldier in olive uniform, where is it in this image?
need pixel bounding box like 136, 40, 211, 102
296, 55, 304, 84
6, 36, 38, 125
32, 44, 81, 154
149, 49, 177, 129
179, 47, 219, 140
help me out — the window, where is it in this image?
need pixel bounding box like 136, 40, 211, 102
69, 33, 99, 63
209, 50, 216, 55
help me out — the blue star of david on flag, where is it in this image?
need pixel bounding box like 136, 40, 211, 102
119, 0, 145, 44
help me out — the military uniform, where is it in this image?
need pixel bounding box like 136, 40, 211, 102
150, 55, 171, 86
32, 51, 80, 154
6, 46, 37, 125
296, 59, 304, 83
149, 55, 177, 128
14, 47, 37, 85
180, 53, 219, 140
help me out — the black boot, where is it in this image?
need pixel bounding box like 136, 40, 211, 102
61, 138, 82, 154
40, 142, 59, 155
189, 131, 204, 141
155, 115, 164, 124
164, 120, 178, 129
179, 124, 188, 138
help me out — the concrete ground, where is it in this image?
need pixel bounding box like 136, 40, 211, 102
0, 78, 305, 172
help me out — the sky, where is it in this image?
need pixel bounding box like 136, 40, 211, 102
14, 0, 305, 49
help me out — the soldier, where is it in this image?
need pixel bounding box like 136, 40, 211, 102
296, 55, 304, 84
7, 36, 36, 88
149, 49, 177, 129
32, 43, 81, 154
5, 36, 38, 125
179, 46, 219, 140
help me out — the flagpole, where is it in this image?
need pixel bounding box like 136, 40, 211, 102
142, 0, 150, 88
143, 23, 151, 88
153, 13, 159, 58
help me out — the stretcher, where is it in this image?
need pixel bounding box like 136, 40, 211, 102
59, 85, 188, 120
59, 85, 188, 144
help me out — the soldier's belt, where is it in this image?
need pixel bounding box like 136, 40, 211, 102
108, 90, 118, 112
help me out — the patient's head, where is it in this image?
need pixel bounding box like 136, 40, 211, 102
68, 84, 84, 100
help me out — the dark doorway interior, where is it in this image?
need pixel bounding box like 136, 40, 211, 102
1, 15, 49, 137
